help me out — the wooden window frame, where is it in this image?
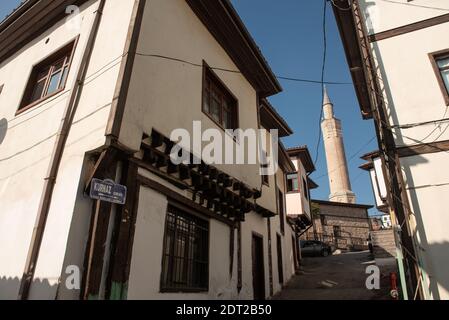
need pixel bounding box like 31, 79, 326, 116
17, 38, 78, 115
202, 61, 239, 131
276, 233, 284, 285
160, 204, 210, 293
429, 49, 449, 106
286, 172, 300, 194
302, 177, 309, 200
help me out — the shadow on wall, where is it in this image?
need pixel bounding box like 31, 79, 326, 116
0, 276, 57, 300
424, 242, 449, 300
368, 39, 443, 299
0, 118, 7, 145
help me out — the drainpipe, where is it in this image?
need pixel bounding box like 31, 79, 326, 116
18, 0, 107, 300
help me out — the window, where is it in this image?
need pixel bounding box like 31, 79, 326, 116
302, 177, 309, 200
19, 41, 75, 113
202, 63, 238, 129
333, 226, 342, 238
430, 50, 449, 105
161, 205, 209, 292
262, 173, 269, 186
261, 151, 270, 186
286, 173, 299, 193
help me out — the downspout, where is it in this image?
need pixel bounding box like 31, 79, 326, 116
18, 0, 107, 300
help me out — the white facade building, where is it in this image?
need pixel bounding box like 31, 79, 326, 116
0, 0, 303, 300
334, 0, 449, 300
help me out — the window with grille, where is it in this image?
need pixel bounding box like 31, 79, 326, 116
161, 205, 209, 292
18, 41, 75, 113
202, 63, 238, 129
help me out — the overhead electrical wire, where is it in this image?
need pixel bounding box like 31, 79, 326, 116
313, 0, 328, 166
135, 53, 352, 85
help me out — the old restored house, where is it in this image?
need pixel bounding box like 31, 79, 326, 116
333, 0, 449, 299
0, 0, 301, 300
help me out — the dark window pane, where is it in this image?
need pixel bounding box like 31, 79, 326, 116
29, 80, 46, 103
202, 67, 237, 129
210, 97, 221, 122
53, 58, 65, 72
437, 57, 449, 69
161, 206, 209, 291
36, 67, 50, 81
287, 173, 299, 192
442, 69, 449, 92
203, 89, 210, 113
223, 109, 231, 129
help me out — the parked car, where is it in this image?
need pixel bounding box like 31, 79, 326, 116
300, 240, 332, 257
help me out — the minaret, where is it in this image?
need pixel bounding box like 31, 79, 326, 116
321, 87, 356, 204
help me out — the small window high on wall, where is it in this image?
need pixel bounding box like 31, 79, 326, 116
286, 173, 299, 193
202, 62, 238, 129
18, 40, 76, 114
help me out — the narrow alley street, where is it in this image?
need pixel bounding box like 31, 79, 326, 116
274, 251, 392, 300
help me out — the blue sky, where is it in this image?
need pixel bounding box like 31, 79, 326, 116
0, 0, 378, 213
231, 0, 377, 212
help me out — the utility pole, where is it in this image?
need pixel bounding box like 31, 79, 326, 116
348, 0, 424, 299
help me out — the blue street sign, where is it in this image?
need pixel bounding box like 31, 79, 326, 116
90, 178, 127, 205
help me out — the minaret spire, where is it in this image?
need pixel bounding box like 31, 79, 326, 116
321, 88, 356, 204
323, 85, 334, 120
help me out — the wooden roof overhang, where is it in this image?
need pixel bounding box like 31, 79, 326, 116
186, 0, 282, 98
1, 0, 282, 100
135, 130, 276, 223
332, 0, 373, 119
286, 146, 316, 174
0, 0, 91, 64
260, 99, 293, 138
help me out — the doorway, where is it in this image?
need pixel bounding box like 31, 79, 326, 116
252, 233, 266, 300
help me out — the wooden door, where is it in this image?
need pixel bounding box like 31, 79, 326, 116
276, 234, 284, 284
252, 234, 266, 300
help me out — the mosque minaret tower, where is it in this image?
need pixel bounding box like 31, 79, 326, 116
321, 87, 356, 204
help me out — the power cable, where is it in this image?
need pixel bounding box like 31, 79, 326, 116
135, 53, 351, 85
313, 135, 376, 180
313, 0, 328, 166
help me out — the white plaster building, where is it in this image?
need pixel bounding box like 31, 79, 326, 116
0, 0, 303, 300
333, 0, 449, 300
285, 146, 317, 227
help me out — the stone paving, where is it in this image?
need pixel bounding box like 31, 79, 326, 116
274, 251, 394, 300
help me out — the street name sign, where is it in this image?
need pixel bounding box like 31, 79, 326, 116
90, 178, 127, 205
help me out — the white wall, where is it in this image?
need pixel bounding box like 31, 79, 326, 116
0, 0, 135, 299
119, 0, 261, 190
359, 0, 449, 34
359, 0, 449, 300
401, 153, 449, 299
285, 158, 311, 218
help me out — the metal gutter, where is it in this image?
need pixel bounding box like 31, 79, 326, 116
18, 0, 107, 300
